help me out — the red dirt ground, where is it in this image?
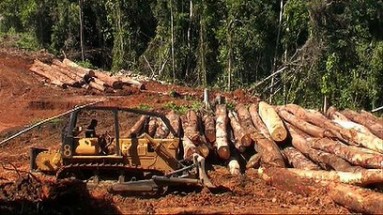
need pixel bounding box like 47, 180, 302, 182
0, 48, 350, 214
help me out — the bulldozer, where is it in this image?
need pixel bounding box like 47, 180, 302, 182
29, 105, 214, 193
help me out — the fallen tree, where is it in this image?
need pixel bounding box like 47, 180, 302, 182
258, 101, 287, 142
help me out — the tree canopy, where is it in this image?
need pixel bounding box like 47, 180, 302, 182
0, 0, 382, 110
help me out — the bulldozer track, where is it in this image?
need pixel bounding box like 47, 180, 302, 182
56, 161, 164, 180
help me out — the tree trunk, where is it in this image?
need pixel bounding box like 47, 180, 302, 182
308, 138, 383, 169
250, 131, 285, 167
246, 153, 261, 169
215, 104, 230, 160
326, 182, 383, 214
182, 136, 197, 160
155, 118, 170, 139
147, 117, 158, 137
202, 114, 216, 144
30, 64, 67, 88
342, 109, 383, 139
282, 147, 321, 170
228, 110, 250, 152
360, 110, 383, 126
277, 109, 329, 138
127, 115, 148, 137
62, 58, 95, 77
93, 70, 123, 89
258, 101, 287, 142
249, 103, 272, 140
166, 110, 181, 138
257, 167, 383, 214
182, 110, 200, 143
287, 125, 363, 172
235, 103, 257, 143
284, 168, 383, 186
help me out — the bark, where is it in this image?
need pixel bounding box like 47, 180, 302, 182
155, 118, 170, 139
287, 125, 362, 172
30, 64, 67, 88
52, 59, 94, 81
147, 117, 158, 137
215, 104, 230, 160
182, 136, 197, 160
342, 109, 383, 139
285, 168, 383, 186
360, 110, 383, 126
250, 131, 285, 167
308, 138, 383, 169
258, 101, 287, 142
93, 70, 123, 89
235, 103, 256, 144
118, 76, 145, 90
246, 153, 261, 169
282, 147, 321, 170
277, 109, 329, 138
326, 106, 349, 121
62, 58, 95, 77
249, 103, 272, 140
326, 182, 383, 214
127, 115, 148, 137
228, 110, 250, 152
258, 167, 383, 214
202, 114, 216, 144
327, 106, 373, 135
31, 60, 78, 87
228, 156, 241, 175
331, 120, 383, 153
50, 65, 83, 87
166, 110, 181, 138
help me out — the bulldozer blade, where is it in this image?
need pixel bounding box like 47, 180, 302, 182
193, 153, 215, 188
110, 179, 159, 193
152, 175, 200, 186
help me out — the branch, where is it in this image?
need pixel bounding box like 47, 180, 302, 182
253, 67, 287, 89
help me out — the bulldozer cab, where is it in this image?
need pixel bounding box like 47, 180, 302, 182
60, 106, 181, 173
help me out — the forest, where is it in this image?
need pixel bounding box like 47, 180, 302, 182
0, 0, 382, 111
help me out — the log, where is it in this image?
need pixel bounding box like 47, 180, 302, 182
62, 58, 95, 77
166, 110, 181, 138
326, 106, 348, 121
326, 182, 383, 214
93, 70, 123, 89
249, 103, 272, 140
284, 168, 383, 186
30, 65, 67, 88
182, 110, 200, 143
147, 117, 158, 137
88, 80, 106, 92
329, 118, 383, 153
288, 125, 363, 172
127, 115, 148, 137
228, 111, 249, 152
308, 138, 383, 169
155, 118, 170, 139
52, 59, 94, 82
282, 147, 321, 170
228, 157, 241, 175
235, 103, 257, 142
215, 104, 230, 160
118, 76, 145, 90
246, 153, 261, 169
50, 65, 83, 87
182, 136, 197, 160
342, 109, 383, 139
258, 101, 287, 142
257, 167, 383, 214
202, 114, 216, 143
277, 109, 329, 138
360, 110, 383, 126
250, 131, 285, 167
31, 60, 78, 87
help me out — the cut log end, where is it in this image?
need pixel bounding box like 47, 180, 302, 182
217, 146, 230, 160
271, 127, 287, 142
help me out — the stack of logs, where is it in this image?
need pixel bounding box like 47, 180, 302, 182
128, 101, 383, 213
29, 59, 144, 92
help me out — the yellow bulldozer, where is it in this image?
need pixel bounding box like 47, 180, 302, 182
26, 105, 214, 193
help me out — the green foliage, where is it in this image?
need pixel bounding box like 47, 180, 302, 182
136, 104, 152, 111
1, 0, 382, 110
164, 101, 188, 115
